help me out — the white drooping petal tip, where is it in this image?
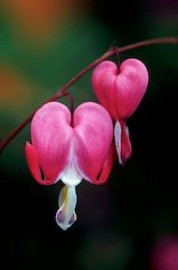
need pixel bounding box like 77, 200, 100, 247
55, 185, 77, 231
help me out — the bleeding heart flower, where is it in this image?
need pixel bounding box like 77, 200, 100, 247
25, 101, 114, 230
92, 58, 149, 164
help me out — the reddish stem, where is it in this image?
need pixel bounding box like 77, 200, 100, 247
112, 47, 121, 74
0, 36, 178, 153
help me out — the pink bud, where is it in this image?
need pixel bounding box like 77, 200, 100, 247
91, 58, 149, 120
92, 58, 149, 164
151, 235, 178, 270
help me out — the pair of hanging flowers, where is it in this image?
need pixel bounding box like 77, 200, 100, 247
25, 57, 149, 230
1, 37, 177, 230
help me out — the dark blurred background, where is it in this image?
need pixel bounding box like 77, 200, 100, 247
1, 1, 178, 269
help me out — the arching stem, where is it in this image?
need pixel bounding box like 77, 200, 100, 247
1, 36, 178, 153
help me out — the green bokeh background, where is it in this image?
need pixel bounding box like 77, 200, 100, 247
1, 1, 178, 269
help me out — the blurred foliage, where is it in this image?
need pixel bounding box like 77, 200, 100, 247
1, 0, 178, 269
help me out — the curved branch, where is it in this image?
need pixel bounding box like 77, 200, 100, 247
1, 36, 178, 153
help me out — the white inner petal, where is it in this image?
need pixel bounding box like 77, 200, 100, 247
60, 161, 82, 186
55, 138, 83, 230
114, 121, 123, 164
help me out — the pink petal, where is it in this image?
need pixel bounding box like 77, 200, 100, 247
91, 61, 118, 120
91, 144, 116, 185
25, 142, 51, 185
73, 102, 113, 183
29, 102, 73, 184
115, 58, 149, 119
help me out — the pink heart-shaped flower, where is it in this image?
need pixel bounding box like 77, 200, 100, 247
91, 58, 149, 120
25, 101, 114, 185
25, 101, 114, 230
